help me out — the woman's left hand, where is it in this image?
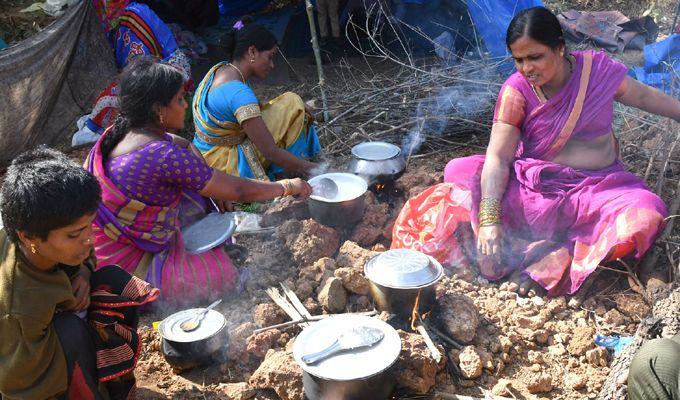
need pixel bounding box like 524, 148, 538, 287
70, 265, 91, 312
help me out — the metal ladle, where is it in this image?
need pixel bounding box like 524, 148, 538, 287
179, 299, 222, 332
311, 177, 338, 199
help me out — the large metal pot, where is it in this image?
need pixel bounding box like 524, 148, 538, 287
293, 315, 401, 400
307, 173, 367, 228
348, 141, 406, 184
158, 308, 228, 371
364, 249, 443, 319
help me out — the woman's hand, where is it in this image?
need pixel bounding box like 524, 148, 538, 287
286, 178, 313, 199
477, 225, 502, 261
69, 265, 91, 312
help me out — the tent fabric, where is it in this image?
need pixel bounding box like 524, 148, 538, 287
465, 0, 543, 61
630, 34, 680, 97
217, 0, 270, 16
0, 0, 116, 167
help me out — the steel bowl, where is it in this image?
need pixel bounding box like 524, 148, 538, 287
364, 249, 443, 318
307, 173, 367, 228
158, 308, 228, 371
293, 315, 401, 400
348, 141, 406, 184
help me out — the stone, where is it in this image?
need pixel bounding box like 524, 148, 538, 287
524, 373, 552, 394
458, 346, 483, 379
548, 344, 567, 357
334, 267, 370, 295
567, 327, 595, 356
246, 329, 282, 358
350, 201, 390, 247
437, 293, 480, 343
335, 240, 378, 270
394, 331, 446, 394
261, 197, 310, 227
227, 322, 256, 361
317, 277, 347, 312
217, 382, 256, 400
303, 297, 321, 314
603, 308, 626, 327
566, 373, 587, 390
299, 257, 336, 284
293, 279, 314, 300
585, 347, 609, 367
249, 350, 304, 400
613, 293, 651, 319
278, 219, 340, 267
477, 348, 494, 371
533, 329, 550, 345
491, 379, 512, 396
253, 303, 287, 328
527, 350, 543, 364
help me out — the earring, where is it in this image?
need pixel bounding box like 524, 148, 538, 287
250, 58, 255, 64
30, 243, 37, 254
159, 113, 164, 126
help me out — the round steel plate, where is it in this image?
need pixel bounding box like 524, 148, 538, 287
158, 308, 226, 343
364, 248, 443, 289
351, 141, 401, 161
182, 212, 236, 254
293, 315, 401, 381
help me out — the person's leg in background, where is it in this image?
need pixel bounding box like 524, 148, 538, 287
628, 334, 680, 400
328, 0, 342, 47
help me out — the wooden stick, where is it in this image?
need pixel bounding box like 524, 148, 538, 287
280, 283, 312, 325
415, 324, 442, 363
421, 320, 462, 349
434, 391, 514, 400
253, 310, 378, 334
266, 287, 304, 323
303, 0, 329, 122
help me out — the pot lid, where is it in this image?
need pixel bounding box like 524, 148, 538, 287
351, 141, 401, 161
364, 248, 444, 289
182, 212, 236, 255
293, 315, 401, 381
158, 308, 226, 343
308, 173, 367, 203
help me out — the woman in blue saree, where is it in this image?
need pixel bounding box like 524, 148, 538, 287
192, 22, 321, 180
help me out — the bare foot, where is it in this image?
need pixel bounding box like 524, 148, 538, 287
499, 270, 523, 292
518, 278, 544, 298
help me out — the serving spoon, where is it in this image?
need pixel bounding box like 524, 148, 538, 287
312, 177, 339, 199
180, 299, 222, 332
301, 325, 384, 364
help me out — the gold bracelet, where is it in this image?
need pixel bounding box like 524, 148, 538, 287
478, 197, 501, 226
278, 179, 293, 196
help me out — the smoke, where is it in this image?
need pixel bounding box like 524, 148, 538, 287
308, 162, 330, 178
401, 51, 497, 157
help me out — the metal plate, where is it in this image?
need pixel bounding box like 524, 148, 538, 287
351, 141, 401, 161
158, 308, 226, 343
364, 248, 444, 289
293, 315, 401, 381
308, 173, 367, 203
181, 212, 236, 254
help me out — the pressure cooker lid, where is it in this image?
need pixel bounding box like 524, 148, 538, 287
158, 308, 226, 343
364, 248, 443, 289
351, 141, 401, 161
293, 315, 401, 381
181, 212, 236, 255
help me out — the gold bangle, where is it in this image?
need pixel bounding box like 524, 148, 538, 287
478, 197, 501, 226
278, 179, 293, 196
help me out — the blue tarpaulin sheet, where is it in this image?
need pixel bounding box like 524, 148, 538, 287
630, 34, 680, 96
217, 0, 270, 16
466, 0, 544, 61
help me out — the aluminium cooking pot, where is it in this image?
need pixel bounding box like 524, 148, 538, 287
158, 308, 229, 371
293, 315, 401, 400
348, 141, 406, 184
307, 173, 367, 228
364, 249, 443, 319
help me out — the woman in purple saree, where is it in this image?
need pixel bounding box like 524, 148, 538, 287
392, 7, 680, 296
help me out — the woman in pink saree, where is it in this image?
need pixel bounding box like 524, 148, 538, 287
87, 59, 311, 305
392, 7, 680, 296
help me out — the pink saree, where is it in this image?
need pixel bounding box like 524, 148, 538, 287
86, 130, 237, 305
392, 51, 667, 295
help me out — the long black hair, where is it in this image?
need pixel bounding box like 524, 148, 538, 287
100, 58, 184, 158
1, 147, 102, 243
506, 6, 565, 50
220, 19, 277, 61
